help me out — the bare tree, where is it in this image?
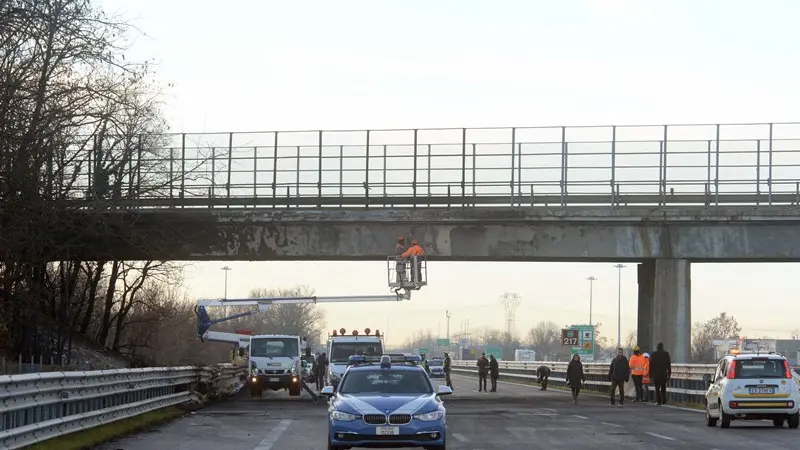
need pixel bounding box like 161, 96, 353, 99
691, 313, 741, 363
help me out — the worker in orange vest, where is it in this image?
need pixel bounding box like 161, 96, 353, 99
642, 352, 652, 403
401, 239, 425, 283
629, 346, 647, 403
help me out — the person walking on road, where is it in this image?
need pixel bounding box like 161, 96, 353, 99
566, 353, 586, 404
315, 352, 328, 391
642, 352, 652, 403
649, 342, 672, 406
629, 346, 646, 402
536, 365, 551, 390
608, 348, 630, 407
443, 352, 454, 390
476, 353, 489, 392
489, 355, 499, 392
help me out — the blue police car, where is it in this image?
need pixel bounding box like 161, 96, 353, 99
320, 354, 452, 449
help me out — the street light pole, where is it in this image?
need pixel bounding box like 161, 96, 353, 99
613, 264, 626, 348
221, 266, 232, 316
446, 310, 451, 343
586, 276, 597, 327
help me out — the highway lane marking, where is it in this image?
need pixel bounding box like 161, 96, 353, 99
601, 421, 623, 427
645, 431, 675, 441
452, 433, 469, 442
252, 419, 291, 450
572, 414, 589, 419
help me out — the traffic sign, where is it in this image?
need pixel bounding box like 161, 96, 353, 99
418, 348, 429, 355
484, 346, 502, 359
566, 324, 595, 361
436, 338, 450, 346
561, 329, 579, 346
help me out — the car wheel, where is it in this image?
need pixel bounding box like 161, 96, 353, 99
706, 409, 717, 427
720, 412, 732, 429
773, 418, 785, 428
788, 413, 800, 429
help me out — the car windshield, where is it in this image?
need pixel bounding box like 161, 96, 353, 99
429, 359, 443, 367
250, 338, 299, 358
330, 342, 383, 363
339, 370, 433, 395
737, 358, 788, 378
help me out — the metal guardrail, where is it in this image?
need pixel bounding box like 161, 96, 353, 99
53, 123, 800, 209
451, 360, 800, 405
0, 365, 246, 449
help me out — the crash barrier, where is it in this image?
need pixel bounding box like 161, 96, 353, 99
452, 360, 800, 406
0, 364, 247, 449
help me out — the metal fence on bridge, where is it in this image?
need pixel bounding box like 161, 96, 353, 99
63, 122, 800, 209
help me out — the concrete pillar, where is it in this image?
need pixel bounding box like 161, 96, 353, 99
652, 259, 692, 364
637, 260, 656, 354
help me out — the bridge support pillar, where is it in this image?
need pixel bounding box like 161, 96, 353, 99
638, 259, 692, 363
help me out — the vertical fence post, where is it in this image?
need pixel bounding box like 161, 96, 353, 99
768, 123, 774, 205
339, 144, 344, 205
661, 125, 668, 206
610, 126, 616, 206
461, 128, 466, 207
169, 148, 174, 202
412, 129, 418, 207
560, 126, 567, 207
510, 127, 516, 207
253, 146, 258, 204
706, 140, 711, 206
226, 132, 233, 207
296, 145, 301, 207
427, 144, 431, 206
365, 130, 370, 208
210, 147, 216, 207
517, 143, 522, 207
714, 124, 720, 206
756, 140, 761, 203
472, 143, 477, 206
180, 134, 186, 205
382, 144, 387, 207
318, 130, 323, 207
272, 132, 278, 209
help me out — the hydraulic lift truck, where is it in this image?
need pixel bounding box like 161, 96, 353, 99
194, 255, 427, 402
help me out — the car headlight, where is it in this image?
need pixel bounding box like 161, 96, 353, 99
331, 410, 357, 421
415, 410, 443, 421
291, 365, 297, 375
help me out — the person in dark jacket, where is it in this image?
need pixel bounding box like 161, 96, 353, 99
608, 348, 630, 407
566, 353, 586, 404
489, 355, 499, 392
536, 365, 551, 390
476, 353, 489, 392
443, 352, 453, 390
649, 342, 672, 405
315, 352, 328, 390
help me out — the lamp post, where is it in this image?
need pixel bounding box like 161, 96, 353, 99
586, 276, 597, 327
221, 266, 232, 316
613, 264, 626, 348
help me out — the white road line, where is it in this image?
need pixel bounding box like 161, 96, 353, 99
601, 421, 623, 427
572, 414, 589, 419
452, 433, 469, 442
646, 431, 675, 441
253, 419, 292, 450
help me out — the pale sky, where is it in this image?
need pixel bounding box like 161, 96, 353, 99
97, 0, 800, 346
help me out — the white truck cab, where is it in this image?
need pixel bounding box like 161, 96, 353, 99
704, 351, 800, 429
326, 328, 384, 388
248, 334, 309, 397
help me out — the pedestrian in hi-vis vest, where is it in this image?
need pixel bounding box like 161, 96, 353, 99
629, 346, 647, 402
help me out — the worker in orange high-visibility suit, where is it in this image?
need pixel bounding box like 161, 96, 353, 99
642, 353, 652, 403
629, 346, 646, 403
401, 240, 425, 283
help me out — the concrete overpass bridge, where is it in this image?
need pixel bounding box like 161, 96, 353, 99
50, 122, 800, 364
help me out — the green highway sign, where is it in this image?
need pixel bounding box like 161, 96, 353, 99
436, 338, 450, 346
418, 348, 429, 355
484, 346, 502, 360
567, 324, 595, 361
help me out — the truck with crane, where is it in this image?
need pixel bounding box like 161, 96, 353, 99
193, 255, 427, 400
326, 327, 384, 389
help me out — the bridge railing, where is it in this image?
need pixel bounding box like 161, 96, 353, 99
452, 360, 800, 405
0, 364, 246, 449
58, 123, 800, 209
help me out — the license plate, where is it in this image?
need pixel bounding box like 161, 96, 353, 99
749, 387, 775, 395
376, 426, 400, 435
269, 377, 279, 382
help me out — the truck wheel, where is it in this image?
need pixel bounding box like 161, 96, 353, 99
250, 386, 262, 397
289, 385, 301, 396
788, 413, 799, 429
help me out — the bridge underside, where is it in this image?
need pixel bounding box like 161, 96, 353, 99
61, 206, 800, 262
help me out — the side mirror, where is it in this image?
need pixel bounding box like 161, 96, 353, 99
702, 373, 712, 383
437, 385, 453, 396
320, 386, 335, 397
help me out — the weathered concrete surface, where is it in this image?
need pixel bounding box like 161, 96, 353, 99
63, 206, 800, 261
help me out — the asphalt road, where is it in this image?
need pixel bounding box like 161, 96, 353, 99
94, 373, 800, 449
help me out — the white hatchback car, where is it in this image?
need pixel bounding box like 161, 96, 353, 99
703, 352, 800, 429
